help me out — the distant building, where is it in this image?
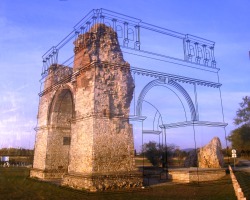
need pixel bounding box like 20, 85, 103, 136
1, 156, 9, 162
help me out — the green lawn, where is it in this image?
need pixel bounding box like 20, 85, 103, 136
0, 167, 236, 200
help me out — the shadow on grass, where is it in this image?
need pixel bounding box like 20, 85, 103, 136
234, 171, 250, 199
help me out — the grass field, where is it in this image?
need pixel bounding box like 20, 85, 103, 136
234, 171, 250, 199
0, 167, 237, 200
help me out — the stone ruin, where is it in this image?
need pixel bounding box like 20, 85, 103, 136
184, 137, 224, 168
30, 24, 143, 191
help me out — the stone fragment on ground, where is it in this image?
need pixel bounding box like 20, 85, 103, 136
184, 137, 224, 168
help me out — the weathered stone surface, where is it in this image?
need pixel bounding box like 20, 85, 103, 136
198, 137, 224, 168
62, 172, 142, 192
73, 24, 126, 69
184, 137, 224, 168
31, 23, 142, 191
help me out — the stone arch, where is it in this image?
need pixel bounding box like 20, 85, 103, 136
48, 86, 75, 126
136, 78, 197, 121
45, 86, 75, 176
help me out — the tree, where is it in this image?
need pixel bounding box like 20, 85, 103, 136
228, 125, 250, 151
141, 141, 176, 167
234, 96, 250, 126
228, 96, 250, 151
174, 148, 187, 166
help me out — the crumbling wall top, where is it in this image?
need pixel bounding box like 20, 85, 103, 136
73, 23, 127, 70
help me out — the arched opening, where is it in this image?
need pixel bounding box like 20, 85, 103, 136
133, 78, 198, 177
49, 89, 74, 126
136, 78, 197, 121
46, 89, 74, 175
141, 86, 188, 128
136, 83, 190, 153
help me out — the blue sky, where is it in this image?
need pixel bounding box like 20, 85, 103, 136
0, 0, 250, 150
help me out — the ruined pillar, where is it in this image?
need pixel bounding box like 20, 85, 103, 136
61, 24, 142, 191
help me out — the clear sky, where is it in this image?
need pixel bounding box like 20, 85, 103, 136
0, 0, 250, 150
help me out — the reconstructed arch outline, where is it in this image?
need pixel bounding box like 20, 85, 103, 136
136, 78, 197, 122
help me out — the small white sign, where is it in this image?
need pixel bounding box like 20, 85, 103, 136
232, 149, 236, 154
232, 153, 237, 158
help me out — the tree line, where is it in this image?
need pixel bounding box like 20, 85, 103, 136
0, 148, 34, 156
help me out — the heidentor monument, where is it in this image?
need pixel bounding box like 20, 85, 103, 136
30, 24, 142, 191
31, 8, 229, 188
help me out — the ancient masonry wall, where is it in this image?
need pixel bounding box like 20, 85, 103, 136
168, 169, 225, 183
67, 67, 95, 174
31, 65, 74, 178
92, 117, 135, 173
